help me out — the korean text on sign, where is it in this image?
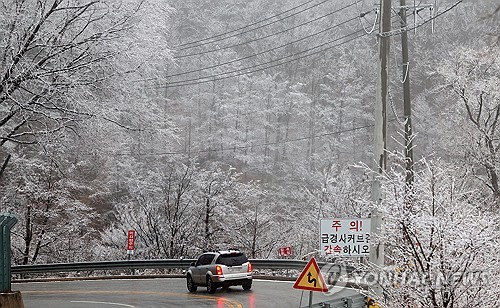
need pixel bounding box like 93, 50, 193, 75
320, 218, 370, 257
127, 230, 135, 252
278, 246, 292, 257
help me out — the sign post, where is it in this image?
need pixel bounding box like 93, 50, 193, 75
126, 230, 136, 275
127, 230, 135, 258
293, 257, 328, 308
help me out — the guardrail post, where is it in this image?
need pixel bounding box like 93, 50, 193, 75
0, 213, 24, 308
0, 213, 17, 292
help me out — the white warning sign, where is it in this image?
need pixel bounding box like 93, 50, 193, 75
320, 218, 370, 257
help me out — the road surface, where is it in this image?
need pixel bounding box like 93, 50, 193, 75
15, 278, 363, 308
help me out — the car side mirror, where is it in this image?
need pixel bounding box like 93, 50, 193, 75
190, 262, 196, 267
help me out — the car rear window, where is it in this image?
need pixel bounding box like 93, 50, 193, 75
217, 253, 248, 266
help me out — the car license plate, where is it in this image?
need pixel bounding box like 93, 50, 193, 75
228, 266, 241, 273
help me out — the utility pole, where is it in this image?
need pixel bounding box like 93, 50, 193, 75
370, 0, 391, 302
400, 0, 414, 185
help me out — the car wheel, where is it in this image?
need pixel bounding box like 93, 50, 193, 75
242, 280, 252, 291
206, 276, 216, 294
187, 275, 197, 292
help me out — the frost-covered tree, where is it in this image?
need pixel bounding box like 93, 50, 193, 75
0, 150, 97, 264
0, 1, 129, 170
222, 181, 294, 259
435, 46, 500, 203
96, 160, 269, 259
0, 0, 176, 178
0, 0, 176, 263
99, 161, 200, 259
194, 165, 242, 251
375, 155, 500, 308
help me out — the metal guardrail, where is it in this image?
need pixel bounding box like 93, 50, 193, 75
12, 259, 368, 308
12, 259, 194, 274
12, 259, 355, 275
303, 295, 366, 308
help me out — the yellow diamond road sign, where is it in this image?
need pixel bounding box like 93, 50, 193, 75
293, 257, 328, 292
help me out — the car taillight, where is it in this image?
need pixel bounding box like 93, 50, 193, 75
215, 265, 223, 275
247, 262, 252, 273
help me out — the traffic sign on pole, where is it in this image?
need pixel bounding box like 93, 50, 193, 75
278, 246, 292, 257
127, 230, 135, 254
293, 257, 328, 292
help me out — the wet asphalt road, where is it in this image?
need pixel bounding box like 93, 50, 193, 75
14, 278, 362, 308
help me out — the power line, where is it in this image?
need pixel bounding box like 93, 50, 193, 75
379, 0, 463, 37
355, 0, 378, 34
166, 31, 365, 87
160, 29, 367, 88
176, 2, 358, 59
177, 0, 319, 48
190, 122, 375, 154
112, 120, 380, 157
136, 13, 402, 86
177, 0, 334, 50
166, 16, 359, 79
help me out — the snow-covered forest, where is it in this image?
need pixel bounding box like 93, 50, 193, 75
0, 0, 498, 306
